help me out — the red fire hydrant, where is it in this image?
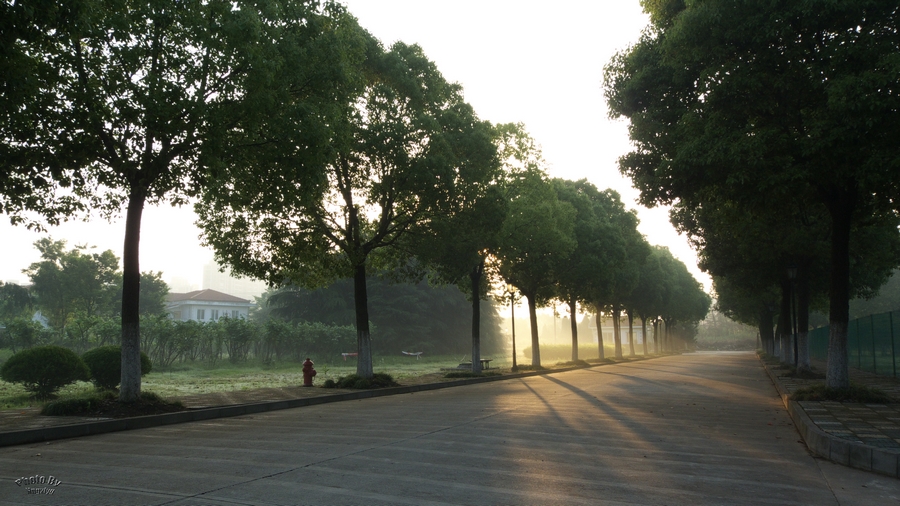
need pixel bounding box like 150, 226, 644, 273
302, 358, 317, 387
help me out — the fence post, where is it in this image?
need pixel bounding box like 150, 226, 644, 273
891, 311, 897, 379
871, 314, 877, 373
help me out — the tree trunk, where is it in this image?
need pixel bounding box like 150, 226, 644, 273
797, 264, 811, 373
354, 263, 373, 378
641, 316, 648, 355
825, 186, 855, 389
471, 264, 482, 373
510, 294, 517, 371
612, 305, 623, 359
596, 310, 605, 360
569, 297, 578, 362
626, 309, 635, 357
778, 278, 792, 365
120, 189, 145, 403
526, 291, 540, 367
653, 318, 659, 353
758, 306, 775, 355
663, 319, 670, 352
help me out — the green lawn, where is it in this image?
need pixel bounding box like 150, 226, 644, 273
0, 346, 642, 411
0, 354, 514, 410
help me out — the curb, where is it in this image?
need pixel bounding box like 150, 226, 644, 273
760, 356, 900, 478
0, 355, 661, 448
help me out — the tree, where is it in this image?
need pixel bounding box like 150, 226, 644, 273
3, 0, 365, 400
591, 194, 649, 359
628, 246, 671, 354
551, 179, 625, 362
198, 41, 498, 378
260, 276, 505, 356
108, 271, 170, 317
24, 238, 119, 329
0, 281, 32, 322
495, 169, 576, 367
605, 0, 900, 387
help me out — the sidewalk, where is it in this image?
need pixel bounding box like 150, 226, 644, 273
762, 354, 900, 477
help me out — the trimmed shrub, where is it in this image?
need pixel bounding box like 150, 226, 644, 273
82, 346, 153, 390
41, 391, 116, 416
0, 345, 90, 399
330, 372, 398, 389
791, 384, 891, 403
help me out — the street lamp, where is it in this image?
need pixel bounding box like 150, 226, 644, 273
787, 265, 798, 368
507, 284, 518, 372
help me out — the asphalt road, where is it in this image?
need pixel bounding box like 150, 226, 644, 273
2, 352, 899, 505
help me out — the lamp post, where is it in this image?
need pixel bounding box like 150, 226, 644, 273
507, 284, 518, 372
787, 265, 798, 368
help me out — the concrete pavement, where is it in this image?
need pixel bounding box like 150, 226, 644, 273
2, 352, 899, 505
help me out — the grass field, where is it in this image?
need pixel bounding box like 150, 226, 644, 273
0, 353, 516, 410
0, 343, 639, 411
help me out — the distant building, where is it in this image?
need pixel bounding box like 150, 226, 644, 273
202, 261, 267, 301
165, 289, 252, 322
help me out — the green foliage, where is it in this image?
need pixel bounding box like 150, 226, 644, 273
0, 281, 32, 321
327, 372, 398, 389
513, 364, 546, 372
791, 384, 891, 404
41, 391, 116, 416
108, 271, 170, 317
197, 33, 497, 380
605, 0, 900, 387
261, 278, 505, 355
850, 270, 900, 319
41, 390, 183, 416
81, 346, 152, 391
0, 345, 90, 399
24, 238, 120, 328
0, 317, 51, 353
4, 0, 369, 401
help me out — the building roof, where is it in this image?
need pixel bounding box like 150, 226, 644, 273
166, 289, 250, 303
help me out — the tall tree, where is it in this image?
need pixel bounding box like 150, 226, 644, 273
605, 0, 900, 387
0, 282, 32, 323
24, 239, 119, 328
198, 41, 498, 378
551, 179, 623, 362
3, 0, 361, 400
495, 169, 576, 367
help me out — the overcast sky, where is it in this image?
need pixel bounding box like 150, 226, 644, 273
0, 1, 711, 293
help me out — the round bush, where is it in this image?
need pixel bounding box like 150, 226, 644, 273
0, 345, 90, 399
81, 346, 152, 391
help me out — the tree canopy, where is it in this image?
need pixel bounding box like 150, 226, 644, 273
198, 39, 498, 378
605, 0, 900, 387
2, 0, 369, 400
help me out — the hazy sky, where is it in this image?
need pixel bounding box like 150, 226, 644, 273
0, 1, 711, 293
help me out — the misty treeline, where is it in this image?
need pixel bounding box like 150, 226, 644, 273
1, 0, 710, 395
0, 240, 506, 366
605, 1, 900, 387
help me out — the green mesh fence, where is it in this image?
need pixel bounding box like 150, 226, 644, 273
808, 310, 899, 377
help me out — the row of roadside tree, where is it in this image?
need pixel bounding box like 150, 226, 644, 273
604, 0, 900, 387
2, 0, 709, 402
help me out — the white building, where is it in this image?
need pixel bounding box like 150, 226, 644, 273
166, 289, 252, 322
